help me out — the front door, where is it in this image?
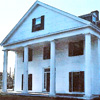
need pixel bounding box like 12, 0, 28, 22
44, 68, 50, 92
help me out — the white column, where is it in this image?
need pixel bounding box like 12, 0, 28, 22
2, 50, 8, 92
22, 46, 28, 93
85, 33, 92, 97
14, 51, 18, 91
97, 38, 100, 94
50, 40, 56, 96
98, 38, 100, 69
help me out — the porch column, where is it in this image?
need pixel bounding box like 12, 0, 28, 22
50, 40, 56, 96
14, 51, 18, 91
22, 46, 28, 93
84, 33, 92, 97
97, 38, 100, 94
98, 38, 100, 69
2, 50, 8, 92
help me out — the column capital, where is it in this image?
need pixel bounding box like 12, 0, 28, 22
84, 33, 91, 35
98, 38, 100, 40
2, 49, 8, 52
50, 39, 55, 42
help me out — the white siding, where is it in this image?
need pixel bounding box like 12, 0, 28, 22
15, 41, 84, 93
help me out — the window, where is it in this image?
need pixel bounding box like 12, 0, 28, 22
43, 45, 50, 60
44, 68, 50, 92
32, 15, 44, 32
69, 71, 84, 92
23, 48, 33, 62
69, 41, 83, 56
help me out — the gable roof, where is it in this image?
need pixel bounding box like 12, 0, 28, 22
1, 0, 91, 46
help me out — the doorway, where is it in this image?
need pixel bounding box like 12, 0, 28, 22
44, 68, 50, 92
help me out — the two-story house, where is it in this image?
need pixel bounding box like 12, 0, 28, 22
1, 1, 100, 99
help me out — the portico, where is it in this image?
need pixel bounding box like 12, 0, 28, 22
2, 30, 100, 97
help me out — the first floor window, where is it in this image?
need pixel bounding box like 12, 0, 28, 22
69, 71, 84, 92
44, 68, 50, 92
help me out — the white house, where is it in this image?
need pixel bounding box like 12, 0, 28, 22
1, 1, 100, 99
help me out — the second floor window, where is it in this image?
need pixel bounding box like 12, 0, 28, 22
69, 41, 83, 56
43, 45, 50, 60
23, 48, 33, 62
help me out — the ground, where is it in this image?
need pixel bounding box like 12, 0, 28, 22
0, 95, 100, 100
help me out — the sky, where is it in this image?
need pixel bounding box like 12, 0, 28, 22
0, 0, 100, 73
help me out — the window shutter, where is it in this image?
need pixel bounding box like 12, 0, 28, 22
28, 48, 32, 61
41, 15, 44, 30
32, 18, 36, 32
23, 51, 24, 62
22, 74, 23, 90
79, 71, 84, 92
69, 42, 74, 56
69, 72, 72, 92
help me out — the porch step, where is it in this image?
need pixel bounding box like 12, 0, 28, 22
56, 93, 84, 97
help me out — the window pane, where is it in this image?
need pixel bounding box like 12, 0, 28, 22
93, 16, 96, 22
36, 18, 41, 25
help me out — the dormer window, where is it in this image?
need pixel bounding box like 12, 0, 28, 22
92, 12, 97, 22
32, 15, 44, 32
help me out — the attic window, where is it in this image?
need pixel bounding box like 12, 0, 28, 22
32, 15, 44, 32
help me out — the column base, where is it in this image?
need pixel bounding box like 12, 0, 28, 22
49, 93, 56, 97
1, 91, 7, 93
84, 94, 94, 99
22, 91, 28, 94
2, 89, 7, 93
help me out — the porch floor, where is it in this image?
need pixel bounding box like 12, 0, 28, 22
0, 89, 100, 100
